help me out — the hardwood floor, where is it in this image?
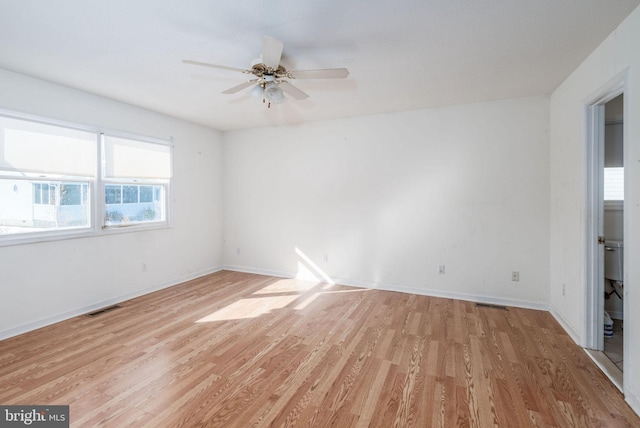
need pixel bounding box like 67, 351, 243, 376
0, 270, 637, 427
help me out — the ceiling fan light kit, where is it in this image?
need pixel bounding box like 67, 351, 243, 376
247, 74, 286, 107
250, 84, 264, 99
183, 36, 349, 108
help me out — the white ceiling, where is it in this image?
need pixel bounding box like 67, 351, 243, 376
1, 1, 638, 132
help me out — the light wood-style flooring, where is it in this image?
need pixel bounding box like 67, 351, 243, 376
0, 270, 638, 427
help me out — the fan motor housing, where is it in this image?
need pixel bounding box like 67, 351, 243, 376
251, 63, 287, 78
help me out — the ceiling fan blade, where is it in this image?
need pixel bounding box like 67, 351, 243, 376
279, 81, 309, 100
288, 68, 349, 79
261, 36, 284, 70
222, 79, 258, 94
182, 60, 248, 74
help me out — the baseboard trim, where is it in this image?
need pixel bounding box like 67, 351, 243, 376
584, 349, 623, 392
549, 304, 581, 345
626, 387, 640, 418
223, 264, 296, 280
336, 277, 549, 311
223, 265, 549, 312
0, 265, 224, 341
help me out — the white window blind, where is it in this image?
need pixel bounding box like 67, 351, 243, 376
604, 167, 624, 201
103, 135, 171, 179
0, 116, 96, 177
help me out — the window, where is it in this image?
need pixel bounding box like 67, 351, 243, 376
0, 115, 95, 237
140, 185, 153, 203
60, 183, 87, 206
103, 183, 166, 226
101, 135, 171, 228
123, 185, 138, 204
105, 185, 122, 204
0, 111, 172, 244
33, 183, 56, 205
604, 167, 624, 201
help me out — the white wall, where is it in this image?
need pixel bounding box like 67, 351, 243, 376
549, 5, 640, 412
0, 69, 224, 339
223, 96, 550, 308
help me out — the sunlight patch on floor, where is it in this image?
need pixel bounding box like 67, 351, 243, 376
196, 294, 300, 322
196, 248, 368, 322
252, 278, 321, 295
196, 287, 367, 322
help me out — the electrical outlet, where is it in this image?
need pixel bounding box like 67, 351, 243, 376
438, 265, 445, 274
236, 247, 240, 255
511, 271, 519, 282
562, 284, 566, 296
322, 253, 328, 262
142, 262, 148, 273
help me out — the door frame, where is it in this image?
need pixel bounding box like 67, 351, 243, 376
583, 71, 626, 352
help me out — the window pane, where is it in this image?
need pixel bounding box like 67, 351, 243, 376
82, 184, 88, 205
35, 183, 46, 204
139, 186, 153, 203
104, 184, 165, 226
123, 185, 138, 203
60, 184, 82, 205
0, 178, 91, 235
604, 167, 624, 201
49, 184, 57, 205
105, 185, 121, 204
33, 183, 40, 204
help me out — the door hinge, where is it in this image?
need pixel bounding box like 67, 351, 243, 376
598, 236, 606, 244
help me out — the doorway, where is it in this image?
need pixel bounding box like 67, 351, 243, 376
584, 72, 626, 390
602, 94, 624, 371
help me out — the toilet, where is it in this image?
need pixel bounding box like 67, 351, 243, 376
604, 240, 624, 298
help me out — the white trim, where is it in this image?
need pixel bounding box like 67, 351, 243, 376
584, 349, 623, 392
627, 388, 640, 419
583, 71, 627, 351
622, 88, 632, 407
340, 277, 549, 311
223, 265, 550, 311
584, 101, 605, 350
0, 266, 223, 341
223, 264, 297, 280
581, 69, 628, 397
549, 304, 581, 344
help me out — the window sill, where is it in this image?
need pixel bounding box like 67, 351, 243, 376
101, 221, 171, 235
0, 222, 172, 247
0, 227, 96, 247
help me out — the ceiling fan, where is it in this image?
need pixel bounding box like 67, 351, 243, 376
183, 36, 349, 108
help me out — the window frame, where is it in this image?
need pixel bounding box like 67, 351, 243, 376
0, 109, 173, 247
101, 181, 170, 230
603, 166, 624, 211
99, 131, 173, 232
